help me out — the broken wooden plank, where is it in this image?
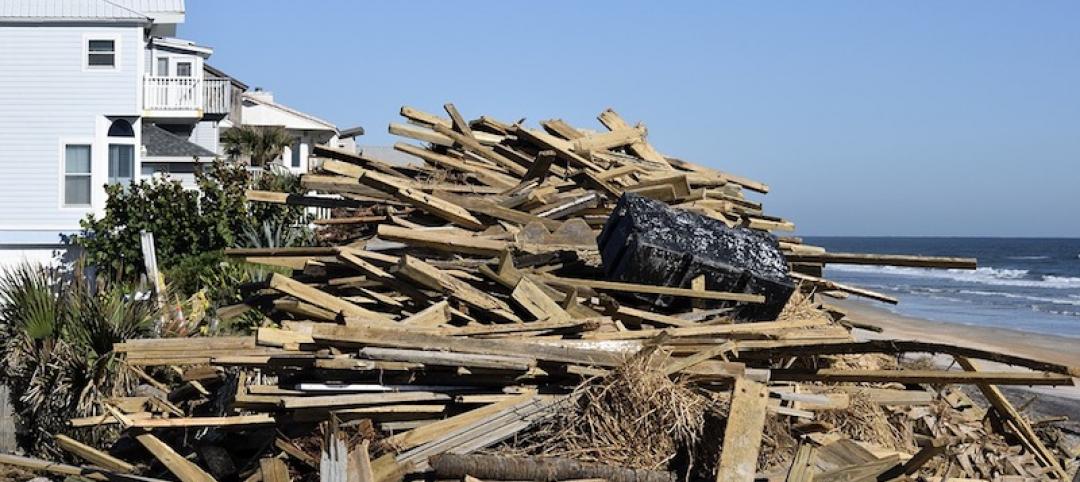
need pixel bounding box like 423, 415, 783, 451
770, 368, 1074, 386
269, 273, 394, 322
135, 432, 217, 482
787, 252, 977, 269
538, 274, 765, 303
716, 377, 769, 482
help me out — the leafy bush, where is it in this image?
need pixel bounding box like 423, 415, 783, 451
71, 160, 312, 280
0, 263, 155, 458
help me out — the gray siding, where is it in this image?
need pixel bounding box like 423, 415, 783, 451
190, 119, 220, 154
0, 25, 141, 232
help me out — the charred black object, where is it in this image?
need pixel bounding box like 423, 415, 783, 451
596, 192, 795, 320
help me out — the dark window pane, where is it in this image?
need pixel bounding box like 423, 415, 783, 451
108, 144, 134, 183
88, 40, 114, 52
65, 175, 91, 206
107, 119, 134, 137
88, 53, 115, 66
65, 145, 91, 174
177, 62, 192, 77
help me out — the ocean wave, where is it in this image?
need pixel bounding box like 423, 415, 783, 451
958, 289, 1080, 306
1006, 255, 1050, 260
824, 265, 1080, 289
1030, 305, 1080, 317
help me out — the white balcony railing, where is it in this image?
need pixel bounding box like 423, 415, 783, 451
143, 76, 231, 115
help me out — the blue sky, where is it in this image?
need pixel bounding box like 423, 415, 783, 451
183, 1, 1080, 237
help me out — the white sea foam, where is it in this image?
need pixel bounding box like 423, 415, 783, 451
824, 265, 1080, 289
957, 289, 1080, 306
1006, 255, 1050, 260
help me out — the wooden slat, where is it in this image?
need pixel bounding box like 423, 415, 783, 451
716, 378, 769, 482
770, 368, 1074, 386
538, 274, 765, 303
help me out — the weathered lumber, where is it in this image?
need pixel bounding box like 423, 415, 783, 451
280, 391, 450, 410
955, 356, 1069, 479
429, 454, 675, 482
310, 325, 626, 367
269, 273, 394, 322
0, 453, 166, 482
510, 277, 571, 322
358, 347, 535, 371
258, 458, 289, 482
789, 272, 898, 304
376, 225, 508, 257
716, 377, 769, 482
130, 415, 276, 429
786, 252, 977, 269
394, 255, 520, 322
770, 368, 1074, 386
539, 274, 765, 303
55, 434, 136, 474
135, 432, 218, 482
733, 340, 1078, 376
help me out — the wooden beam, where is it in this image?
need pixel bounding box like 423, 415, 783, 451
268, 273, 393, 323
770, 368, 1074, 386
955, 357, 1069, 479
0, 453, 164, 482
376, 225, 508, 257
309, 325, 625, 367
135, 432, 217, 482
258, 458, 289, 482
787, 252, 977, 270
538, 274, 765, 303
790, 272, 898, 304
716, 378, 769, 482
733, 339, 1078, 376
55, 434, 136, 474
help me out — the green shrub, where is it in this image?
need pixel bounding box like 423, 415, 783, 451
71, 160, 312, 281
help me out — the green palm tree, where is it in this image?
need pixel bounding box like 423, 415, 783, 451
222, 125, 294, 166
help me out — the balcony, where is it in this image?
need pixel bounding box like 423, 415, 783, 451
143, 76, 231, 118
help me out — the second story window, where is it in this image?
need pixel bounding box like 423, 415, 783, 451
177, 62, 192, 77
87, 39, 116, 69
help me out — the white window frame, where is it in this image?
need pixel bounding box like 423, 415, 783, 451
83, 33, 121, 71
59, 139, 94, 209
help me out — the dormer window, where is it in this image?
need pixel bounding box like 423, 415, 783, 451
87, 39, 116, 68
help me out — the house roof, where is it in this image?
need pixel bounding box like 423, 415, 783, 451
142, 123, 217, 159
240, 92, 338, 133
0, 0, 151, 23
204, 64, 250, 91
151, 36, 213, 56
109, 0, 183, 22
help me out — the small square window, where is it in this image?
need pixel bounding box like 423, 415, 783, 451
156, 58, 169, 76
64, 145, 92, 206
177, 62, 192, 77
87, 39, 115, 68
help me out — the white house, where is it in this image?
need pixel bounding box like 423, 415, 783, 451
0, 0, 349, 266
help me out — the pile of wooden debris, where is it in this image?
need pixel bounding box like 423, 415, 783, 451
3, 104, 1077, 482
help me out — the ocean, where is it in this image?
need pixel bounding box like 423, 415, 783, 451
802, 237, 1080, 338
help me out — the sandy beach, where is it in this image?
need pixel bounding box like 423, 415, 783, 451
828, 297, 1080, 421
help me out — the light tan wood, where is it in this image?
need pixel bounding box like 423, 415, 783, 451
269, 273, 394, 322
376, 225, 507, 257
510, 277, 571, 322
771, 368, 1074, 386
401, 300, 452, 327
716, 377, 769, 482
538, 274, 765, 303
258, 458, 289, 482
395, 255, 520, 322
55, 434, 136, 473
135, 432, 217, 482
